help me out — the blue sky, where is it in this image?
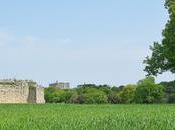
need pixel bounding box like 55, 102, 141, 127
0, 0, 173, 87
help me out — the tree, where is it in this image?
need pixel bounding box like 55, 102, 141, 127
119, 85, 136, 104
135, 77, 164, 103
160, 81, 175, 103
44, 87, 59, 103
111, 86, 120, 92
44, 87, 74, 103
83, 88, 108, 104
168, 94, 175, 103
144, 0, 175, 76
108, 92, 121, 104
98, 85, 111, 95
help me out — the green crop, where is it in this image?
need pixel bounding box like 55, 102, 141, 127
0, 104, 174, 130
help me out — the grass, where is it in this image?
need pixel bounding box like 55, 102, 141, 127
0, 104, 175, 130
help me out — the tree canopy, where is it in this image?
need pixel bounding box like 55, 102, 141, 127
144, 0, 175, 76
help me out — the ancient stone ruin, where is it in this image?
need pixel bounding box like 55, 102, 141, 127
0, 79, 45, 103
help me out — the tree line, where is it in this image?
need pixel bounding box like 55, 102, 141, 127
44, 76, 175, 104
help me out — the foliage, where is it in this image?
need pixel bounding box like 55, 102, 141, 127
44, 87, 58, 103
168, 94, 175, 103
44, 87, 74, 103
160, 81, 175, 103
144, 0, 175, 75
83, 88, 108, 104
44, 76, 175, 104
77, 84, 111, 94
119, 85, 136, 103
135, 77, 164, 103
45, 86, 109, 104
108, 92, 121, 104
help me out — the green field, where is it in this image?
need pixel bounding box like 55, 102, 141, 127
0, 104, 175, 130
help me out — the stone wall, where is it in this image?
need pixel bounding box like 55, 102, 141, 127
36, 87, 45, 103
0, 80, 45, 104
28, 86, 36, 103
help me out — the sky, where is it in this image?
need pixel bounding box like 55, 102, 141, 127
0, 0, 174, 87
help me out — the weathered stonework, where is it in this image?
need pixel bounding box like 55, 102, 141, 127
0, 79, 45, 103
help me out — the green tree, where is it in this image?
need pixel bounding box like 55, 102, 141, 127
135, 77, 164, 103
144, 0, 175, 76
160, 81, 175, 103
44, 87, 59, 103
44, 87, 74, 103
83, 88, 108, 104
119, 85, 136, 104
108, 91, 121, 104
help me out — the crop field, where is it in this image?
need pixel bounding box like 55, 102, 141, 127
0, 104, 175, 130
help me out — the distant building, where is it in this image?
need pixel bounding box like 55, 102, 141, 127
49, 81, 70, 89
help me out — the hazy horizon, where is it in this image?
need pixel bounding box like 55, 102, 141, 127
0, 0, 174, 87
